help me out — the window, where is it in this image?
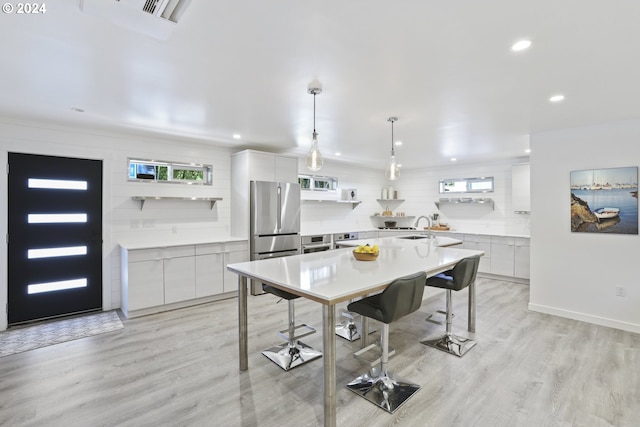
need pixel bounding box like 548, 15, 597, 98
439, 177, 494, 194
298, 174, 338, 191
128, 158, 212, 185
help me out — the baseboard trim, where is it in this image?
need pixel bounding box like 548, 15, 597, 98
528, 303, 640, 334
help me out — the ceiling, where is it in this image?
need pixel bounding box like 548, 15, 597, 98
2, 0, 640, 171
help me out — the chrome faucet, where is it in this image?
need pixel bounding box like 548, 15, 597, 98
414, 216, 433, 239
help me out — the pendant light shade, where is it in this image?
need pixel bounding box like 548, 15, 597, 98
306, 88, 324, 171
385, 117, 400, 180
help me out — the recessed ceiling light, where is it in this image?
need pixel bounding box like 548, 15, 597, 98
525, 149, 531, 154
511, 40, 532, 51
451, 157, 457, 162
395, 141, 403, 146
335, 152, 341, 156
549, 94, 565, 103
232, 134, 242, 140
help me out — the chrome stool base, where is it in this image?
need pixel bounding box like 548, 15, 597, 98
347, 371, 421, 413
421, 333, 476, 357
262, 341, 322, 371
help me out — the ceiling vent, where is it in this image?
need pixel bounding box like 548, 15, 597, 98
79, 0, 193, 40
141, 0, 191, 23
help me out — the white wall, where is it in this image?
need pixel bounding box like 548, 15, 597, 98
0, 119, 233, 330
530, 119, 640, 333
298, 157, 531, 236
298, 159, 388, 234
399, 159, 531, 236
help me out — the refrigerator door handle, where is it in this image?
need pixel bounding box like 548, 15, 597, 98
276, 185, 282, 231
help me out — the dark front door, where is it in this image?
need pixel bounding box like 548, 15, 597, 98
7, 153, 103, 325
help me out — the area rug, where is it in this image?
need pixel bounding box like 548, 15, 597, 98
0, 311, 123, 358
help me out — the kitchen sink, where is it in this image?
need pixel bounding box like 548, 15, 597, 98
396, 235, 431, 240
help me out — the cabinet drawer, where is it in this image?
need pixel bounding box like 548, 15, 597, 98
464, 234, 491, 243
225, 241, 248, 252
162, 245, 195, 258
491, 236, 515, 245
128, 248, 164, 263
196, 243, 224, 255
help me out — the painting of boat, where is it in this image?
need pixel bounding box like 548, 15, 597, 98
593, 207, 620, 220
570, 166, 638, 234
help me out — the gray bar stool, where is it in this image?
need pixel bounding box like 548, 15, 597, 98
346, 271, 426, 413
261, 284, 322, 370
421, 255, 480, 357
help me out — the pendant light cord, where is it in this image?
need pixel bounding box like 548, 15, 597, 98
313, 91, 317, 134
390, 119, 395, 156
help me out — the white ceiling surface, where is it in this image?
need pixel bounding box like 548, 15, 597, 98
2, 1, 640, 170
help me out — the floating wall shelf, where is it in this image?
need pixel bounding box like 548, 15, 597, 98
132, 196, 222, 210
376, 199, 405, 203
434, 198, 494, 210
302, 199, 361, 209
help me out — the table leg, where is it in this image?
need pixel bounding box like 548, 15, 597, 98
239, 275, 248, 371
468, 279, 476, 333
323, 305, 336, 427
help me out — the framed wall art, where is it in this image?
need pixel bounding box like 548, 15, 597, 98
570, 166, 638, 234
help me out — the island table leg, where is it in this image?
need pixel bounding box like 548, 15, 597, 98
323, 305, 337, 427
239, 275, 248, 371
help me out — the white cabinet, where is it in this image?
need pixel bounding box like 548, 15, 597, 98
490, 236, 515, 277
163, 246, 196, 304
121, 240, 248, 318
463, 234, 491, 273
514, 237, 530, 279
231, 149, 299, 238
125, 254, 164, 312
512, 163, 530, 213
223, 241, 249, 292
195, 244, 225, 298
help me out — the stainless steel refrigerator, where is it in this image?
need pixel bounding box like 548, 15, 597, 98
250, 180, 301, 295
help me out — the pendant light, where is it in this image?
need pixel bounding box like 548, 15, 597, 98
306, 87, 324, 171
385, 117, 400, 180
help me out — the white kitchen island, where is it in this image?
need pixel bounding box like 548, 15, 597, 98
227, 239, 484, 427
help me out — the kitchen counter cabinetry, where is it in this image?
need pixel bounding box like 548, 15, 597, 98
463, 235, 491, 273
514, 238, 530, 279
490, 236, 515, 277
121, 240, 248, 318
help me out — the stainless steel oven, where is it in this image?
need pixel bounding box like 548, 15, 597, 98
332, 232, 359, 246
301, 234, 332, 253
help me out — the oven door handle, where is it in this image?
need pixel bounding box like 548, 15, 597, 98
257, 249, 299, 259
302, 243, 332, 250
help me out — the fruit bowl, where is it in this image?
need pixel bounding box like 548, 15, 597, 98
353, 250, 379, 261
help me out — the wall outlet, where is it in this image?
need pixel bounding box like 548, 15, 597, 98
615, 286, 626, 297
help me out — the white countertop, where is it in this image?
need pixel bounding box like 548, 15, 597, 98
227, 239, 484, 305
120, 236, 247, 250
335, 235, 462, 248
301, 228, 530, 239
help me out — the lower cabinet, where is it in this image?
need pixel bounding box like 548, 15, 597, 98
463, 234, 491, 274
514, 238, 530, 279
463, 234, 530, 280
121, 240, 248, 318
490, 236, 515, 277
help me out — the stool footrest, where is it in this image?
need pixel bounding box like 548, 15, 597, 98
277, 323, 316, 342
353, 343, 395, 367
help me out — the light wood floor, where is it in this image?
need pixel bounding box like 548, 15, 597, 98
1, 278, 638, 427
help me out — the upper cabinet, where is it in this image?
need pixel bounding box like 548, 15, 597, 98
512, 163, 530, 213
231, 150, 299, 238
234, 150, 298, 183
